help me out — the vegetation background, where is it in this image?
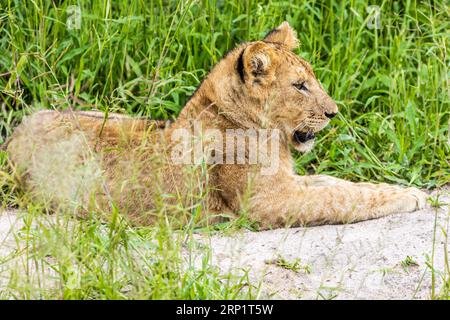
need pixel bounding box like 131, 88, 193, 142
0, 0, 448, 299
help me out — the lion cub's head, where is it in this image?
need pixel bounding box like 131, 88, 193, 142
209, 22, 338, 153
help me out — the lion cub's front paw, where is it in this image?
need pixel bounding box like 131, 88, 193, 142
402, 187, 429, 211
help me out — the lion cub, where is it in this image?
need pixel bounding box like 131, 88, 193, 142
6, 22, 428, 228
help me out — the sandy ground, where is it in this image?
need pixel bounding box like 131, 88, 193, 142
1, 189, 449, 299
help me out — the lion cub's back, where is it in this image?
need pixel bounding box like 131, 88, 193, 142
8, 109, 167, 164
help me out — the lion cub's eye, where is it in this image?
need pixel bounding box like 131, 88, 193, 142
293, 81, 308, 92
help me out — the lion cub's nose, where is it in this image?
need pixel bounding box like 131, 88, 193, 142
325, 112, 337, 119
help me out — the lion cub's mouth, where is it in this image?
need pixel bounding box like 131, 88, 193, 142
292, 130, 315, 153
293, 130, 315, 144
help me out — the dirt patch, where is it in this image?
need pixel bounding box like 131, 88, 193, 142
207, 209, 449, 299
1, 190, 449, 299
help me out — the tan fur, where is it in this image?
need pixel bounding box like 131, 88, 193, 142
6, 22, 428, 229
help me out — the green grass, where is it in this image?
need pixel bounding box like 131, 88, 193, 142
265, 255, 312, 274
0, 204, 259, 299
1, 0, 448, 187
427, 190, 450, 300
0, 0, 449, 299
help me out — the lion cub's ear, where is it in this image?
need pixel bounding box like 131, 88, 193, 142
241, 42, 276, 87
263, 21, 299, 50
